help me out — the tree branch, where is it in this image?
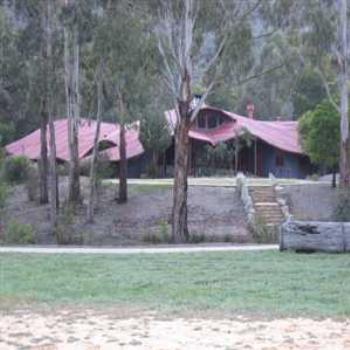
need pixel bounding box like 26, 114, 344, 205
190, 80, 215, 122
233, 63, 284, 86
314, 67, 340, 113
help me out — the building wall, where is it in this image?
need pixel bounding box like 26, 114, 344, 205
164, 137, 312, 179
259, 141, 310, 179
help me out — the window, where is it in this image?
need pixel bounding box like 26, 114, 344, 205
197, 115, 206, 128
208, 115, 217, 128
276, 151, 284, 167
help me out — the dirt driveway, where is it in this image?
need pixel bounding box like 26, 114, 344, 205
0, 308, 349, 350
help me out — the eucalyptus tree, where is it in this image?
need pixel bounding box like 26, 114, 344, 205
276, 0, 350, 187
156, 0, 264, 242
60, 0, 82, 204
93, 1, 156, 203
139, 95, 172, 178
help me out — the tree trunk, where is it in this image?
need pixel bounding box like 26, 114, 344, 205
234, 140, 239, 175
171, 112, 191, 243
39, 97, 49, 204
332, 167, 337, 188
64, 10, 81, 204
87, 77, 102, 222
152, 151, 158, 178
339, 0, 350, 188
46, 0, 58, 231
118, 123, 128, 203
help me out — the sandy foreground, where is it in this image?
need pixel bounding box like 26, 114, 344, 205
0, 308, 349, 350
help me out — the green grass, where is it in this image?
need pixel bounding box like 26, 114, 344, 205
0, 251, 349, 317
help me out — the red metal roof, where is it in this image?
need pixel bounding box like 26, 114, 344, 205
5, 118, 144, 161
165, 106, 303, 154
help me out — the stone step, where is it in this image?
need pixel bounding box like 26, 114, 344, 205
256, 212, 283, 218
252, 197, 275, 201
255, 207, 283, 212
255, 202, 279, 206
255, 207, 283, 213
251, 196, 276, 202
250, 189, 275, 194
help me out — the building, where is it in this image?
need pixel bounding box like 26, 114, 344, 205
5, 104, 312, 179
5, 118, 146, 178
164, 104, 312, 178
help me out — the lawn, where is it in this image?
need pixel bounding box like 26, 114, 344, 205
0, 251, 349, 318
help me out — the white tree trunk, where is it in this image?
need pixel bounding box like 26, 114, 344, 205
87, 77, 102, 222
339, 0, 350, 187
46, 0, 58, 230
64, 16, 81, 203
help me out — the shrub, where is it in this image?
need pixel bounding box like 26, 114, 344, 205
188, 232, 206, 243
25, 164, 40, 202
334, 190, 350, 221
55, 203, 85, 245
57, 163, 69, 176
96, 153, 114, 179
2, 156, 30, 184
250, 217, 279, 244
143, 221, 170, 244
0, 182, 9, 209
4, 221, 36, 244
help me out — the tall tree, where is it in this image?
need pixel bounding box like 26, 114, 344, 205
338, 0, 350, 187
39, 3, 49, 204
283, 0, 350, 186
46, 0, 59, 229
61, 0, 81, 204
87, 64, 103, 222
156, 0, 259, 242
94, 1, 156, 203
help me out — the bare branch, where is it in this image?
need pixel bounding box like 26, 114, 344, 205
190, 80, 215, 122
252, 29, 278, 40
233, 63, 284, 86
314, 67, 341, 113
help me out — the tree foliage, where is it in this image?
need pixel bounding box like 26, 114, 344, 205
299, 100, 340, 169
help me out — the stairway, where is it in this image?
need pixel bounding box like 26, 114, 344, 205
249, 186, 284, 226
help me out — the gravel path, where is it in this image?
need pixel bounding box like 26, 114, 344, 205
0, 244, 278, 255
0, 308, 348, 350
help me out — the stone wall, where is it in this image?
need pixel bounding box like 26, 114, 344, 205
236, 173, 255, 226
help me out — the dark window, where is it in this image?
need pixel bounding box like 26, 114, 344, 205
276, 151, 284, 167
197, 115, 206, 128
208, 115, 217, 128
219, 115, 226, 125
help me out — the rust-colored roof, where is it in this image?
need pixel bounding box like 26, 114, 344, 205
165, 106, 303, 154
5, 118, 144, 161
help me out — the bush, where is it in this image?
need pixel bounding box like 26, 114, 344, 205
4, 221, 36, 244
2, 156, 30, 184
25, 164, 40, 202
0, 182, 9, 209
96, 153, 114, 179
250, 217, 279, 243
57, 163, 69, 176
143, 221, 170, 244
188, 232, 206, 243
334, 190, 350, 221
55, 203, 85, 245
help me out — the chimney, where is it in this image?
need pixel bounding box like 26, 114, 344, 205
190, 94, 202, 110
246, 100, 255, 119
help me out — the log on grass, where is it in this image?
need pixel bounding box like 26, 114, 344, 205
280, 220, 350, 253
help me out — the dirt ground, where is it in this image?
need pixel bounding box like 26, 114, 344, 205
0, 308, 349, 350
283, 184, 339, 221
2, 178, 249, 245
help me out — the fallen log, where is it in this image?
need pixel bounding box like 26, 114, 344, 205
280, 220, 350, 253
